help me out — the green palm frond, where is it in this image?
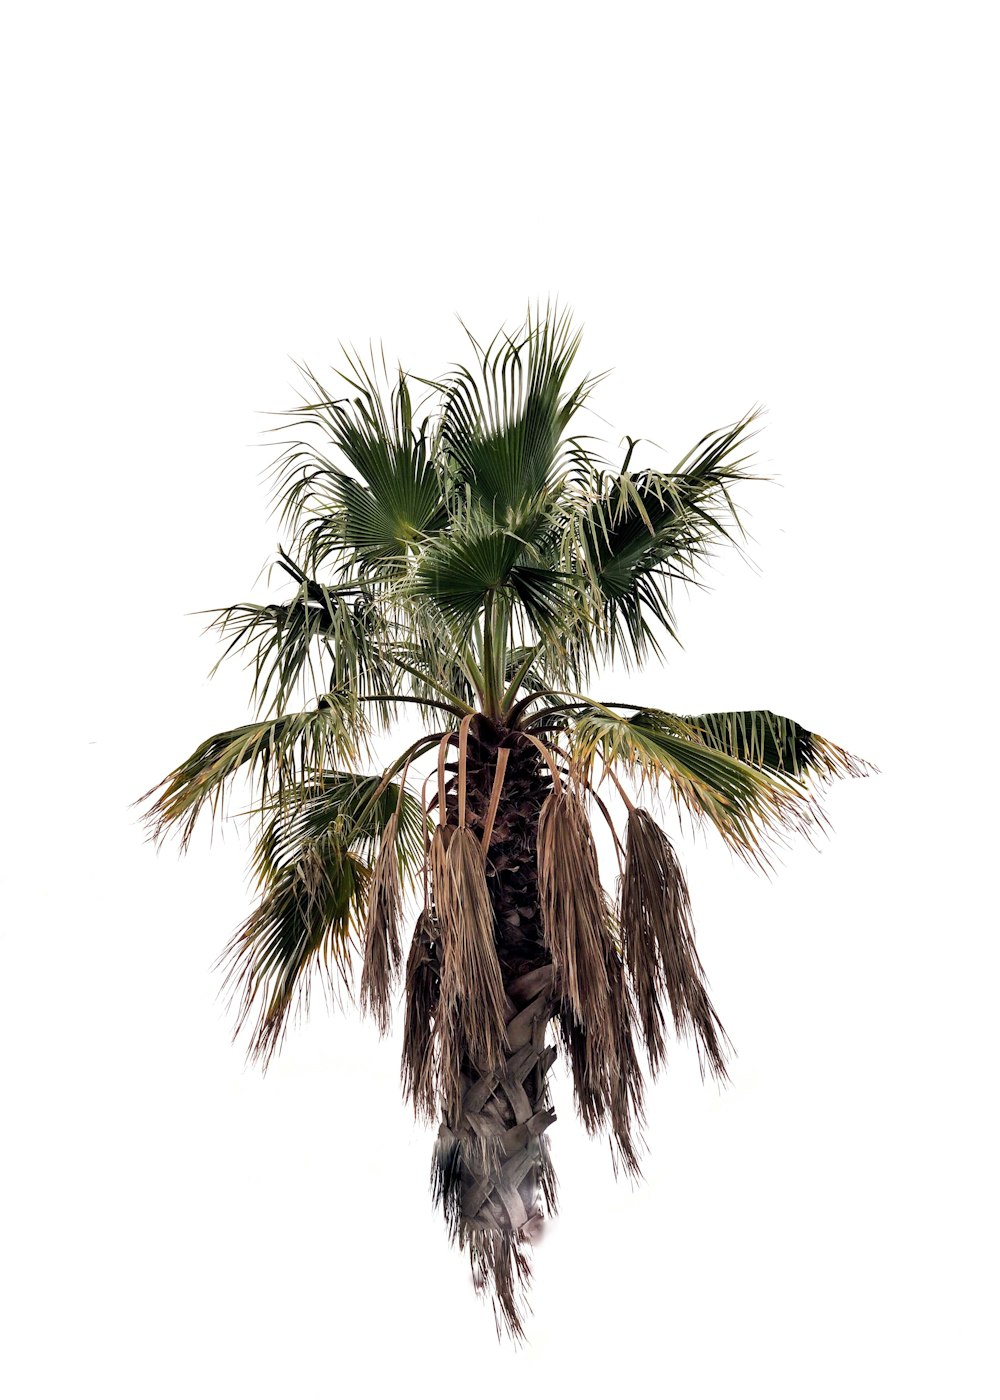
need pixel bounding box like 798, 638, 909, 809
207, 564, 393, 716
270, 357, 447, 574
220, 832, 368, 1067
555, 703, 821, 861
412, 512, 576, 644
413, 520, 523, 624
566, 410, 762, 662
500, 645, 566, 708
252, 772, 426, 888
388, 636, 478, 715
434, 301, 601, 526
681, 709, 876, 783
142, 694, 367, 849
226, 769, 427, 1065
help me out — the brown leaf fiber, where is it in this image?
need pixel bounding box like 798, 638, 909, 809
555, 938, 647, 1178
359, 812, 402, 1035
401, 909, 441, 1121
536, 786, 612, 1035
620, 807, 731, 1080
435, 824, 508, 1083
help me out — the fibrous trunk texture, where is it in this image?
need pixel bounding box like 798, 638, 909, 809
432, 964, 557, 1338
427, 719, 559, 1337
404, 717, 650, 1337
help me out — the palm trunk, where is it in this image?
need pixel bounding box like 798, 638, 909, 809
401, 715, 647, 1334
431, 966, 558, 1334
430, 717, 559, 1336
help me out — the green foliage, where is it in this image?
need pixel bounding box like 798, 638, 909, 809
551, 705, 816, 863
434, 304, 599, 524
680, 709, 876, 783
220, 835, 367, 1067
143, 694, 367, 851
184, 305, 766, 724
207, 553, 393, 715
270, 353, 446, 575
218, 773, 426, 1064
144, 303, 871, 1058
566, 412, 761, 663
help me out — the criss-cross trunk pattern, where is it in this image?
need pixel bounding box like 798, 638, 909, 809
420, 719, 563, 1335
400, 715, 656, 1336
432, 965, 558, 1334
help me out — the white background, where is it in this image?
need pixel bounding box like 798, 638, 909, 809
2, 2, 996, 1395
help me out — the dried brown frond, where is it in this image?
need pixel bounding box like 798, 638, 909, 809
434, 825, 508, 1081
430, 1135, 536, 1343
429, 823, 461, 1119
604, 940, 647, 1176
536, 783, 650, 1167
468, 1225, 534, 1342
359, 812, 403, 1034
429, 822, 450, 908
620, 808, 731, 1080
557, 1010, 604, 1136
806, 731, 879, 782
536, 786, 612, 1039
555, 938, 647, 1179
435, 1001, 465, 1125
537, 1133, 558, 1217
401, 910, 441, 1121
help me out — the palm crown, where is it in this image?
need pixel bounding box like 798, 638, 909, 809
144, 305, 872, 1337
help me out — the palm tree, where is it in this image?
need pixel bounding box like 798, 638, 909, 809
143, 306, 873, 1338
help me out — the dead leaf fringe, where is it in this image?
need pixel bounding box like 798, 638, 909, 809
430, 1125, 464, 1243
401, 910, 440, 1121
555, 937, 646, 1178
469, 1226, 533, 1343
433, 824, 508, 1088
430, 1127, 533, 1342
359, 812, 402, 1034
536, 785, 612, 1047
620, 807, 731, 1080
604, 940, 647, 1175
537, 1132, 558, 1218
429, 1130, 537, 1341
428, 826, 461, 1117
534, 781, 647, 1173
429, 821, 450, 909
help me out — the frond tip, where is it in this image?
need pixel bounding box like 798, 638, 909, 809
468, 1225, 534, 1343
681, 709, 878, 786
